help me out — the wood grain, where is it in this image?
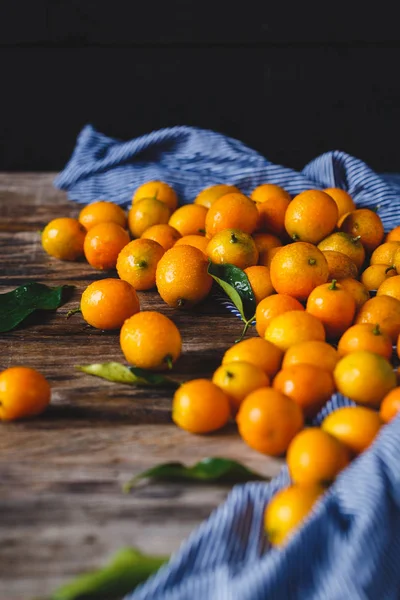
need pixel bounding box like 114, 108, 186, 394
0, 173, 282, 600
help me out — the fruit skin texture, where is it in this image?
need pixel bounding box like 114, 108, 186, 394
361, 264, 397, 292
264, 483, 325, 547
120, 311, 182, 370
287, 427, 350, 485
254, 195, 291, 237
282, 341, 339, 373
333, 350, 396, 408
83, 222, 130, 270
251, 183, 291, 204
243, 265, 274, 304
156, 245, 212, 309
168, 204, 208, 237
205, 193, 259, 237
306, 280, 356, 340
172, 379, 230, 434
78, 201, 127, 231
222, 337, 283, 378
117, 239, 165, 290
317, 232, 366, 271
194, 184, 239, 209
206, 229, 259, 270
322, 250, 358, 280
273, 364, 336, 418
337, 323, 393, 360
265, 310, 326, 352
355, 295, 400, 342
128, 198, 171, 239
0, 367, 51, 421
255, 294, 304, 338
323, 188, 356, 219
338, 278, 370, 310
370, 241, 400, 266
270, 242, 329, 301
339, 208, 385, 254
322, 406, 382, 454
236, 387, 304, 456
377, 275, 400, 301
174, 235, 209, 256
380, 388, 400, 423
212, 361, 270, 415
284, 190, 338, 244
132, 180, 178, 211
42, 217, 86, 261
80, 278, 140, 330
140, 224, 181, 251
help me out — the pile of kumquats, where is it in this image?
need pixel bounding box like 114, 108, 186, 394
3, 180, 400, 546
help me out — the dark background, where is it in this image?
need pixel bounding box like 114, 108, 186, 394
1, 2, 399, 174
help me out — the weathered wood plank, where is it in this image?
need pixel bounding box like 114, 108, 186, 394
0, 173, 282, 600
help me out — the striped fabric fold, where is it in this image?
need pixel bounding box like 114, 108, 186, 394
56, 125, 400, 599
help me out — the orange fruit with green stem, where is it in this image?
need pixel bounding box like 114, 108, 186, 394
282, 340, 339, 373
80, 278, 140, 330
205, 193, 259, 237
361, 264, 397, 291
194, 184, 239, 209
284, 189, 338, 244
168, 204, 208, 237
273, 363, 336, 418
78, 200, 127, 231
264, 483, 325, 547
236, 387, 304, 456
42, 217, 86, 261
128, 198, 171, 239
255, 294, 305, 338
84, 222, 130, 270
120, 311, 182, 370
172, 379, 231, 434
317, 232, 366, 271
212, 361, 270, 415
287, 427, 350, 485
0, 367, 51, 421
323, 187, 356, 220
337, 323, 393, 360
156, 245, 212, 309
355, 295, 400, 342
339, 208, 385, 254
141, 223, 181, 251
269, 242, 329, 301
380, 388, 400, 423
306, 279, 356, 340
132, 180, 178, 211
117, 238, 165, 290
206, 229, 259, 270
265, 310, 326, 352
334, 350, 396, 408
222, 337, 283, 378
243, 265, 274, 304
322, 406, 383, 455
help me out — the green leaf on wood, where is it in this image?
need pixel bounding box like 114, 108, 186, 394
124, 457, 269, 492
49, 546, 168, 600
76, 362, 180, 388
207, 262, 256, 323
0, 282, 73, 333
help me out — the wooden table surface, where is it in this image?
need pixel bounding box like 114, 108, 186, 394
0, 174, 282, 600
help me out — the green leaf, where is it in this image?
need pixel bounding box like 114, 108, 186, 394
123, 457, 269, 491
76, 362, 180, 388
0, 282, 73, 333
207, 262, 256, 322
49, 547, 168, 600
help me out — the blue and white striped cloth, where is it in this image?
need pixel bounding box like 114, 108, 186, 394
56, 125, 400, 600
